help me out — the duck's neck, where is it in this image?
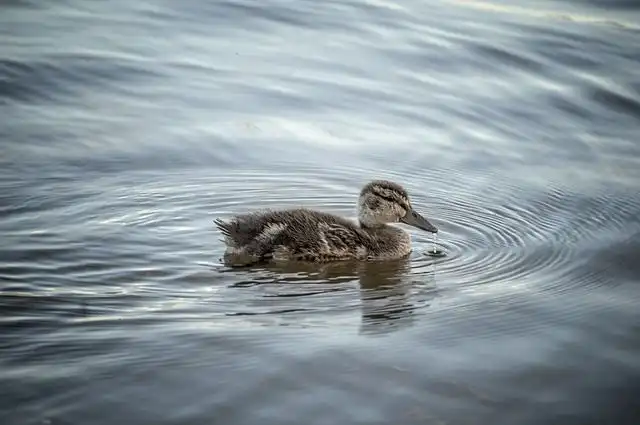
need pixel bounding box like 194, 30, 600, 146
358, 221, 411, 258
358, 219, 385, 231
358, 220, 406, 241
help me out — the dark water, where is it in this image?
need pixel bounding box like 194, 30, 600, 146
2, 0, 640, 424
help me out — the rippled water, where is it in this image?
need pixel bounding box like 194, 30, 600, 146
2, 0, 640, 424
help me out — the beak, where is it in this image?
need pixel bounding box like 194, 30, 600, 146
401, 208, 438, 233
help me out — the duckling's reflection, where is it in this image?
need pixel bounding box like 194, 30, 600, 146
357, 257, 417, 335
219, 256, 436, 335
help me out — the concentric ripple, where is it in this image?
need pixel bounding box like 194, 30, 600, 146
2, 157, 637, 336
159, 159, 640, 334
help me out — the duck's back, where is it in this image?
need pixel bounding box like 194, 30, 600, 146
215, 208, 372, 263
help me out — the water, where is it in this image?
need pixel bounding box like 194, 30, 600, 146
1, 0, 639, 424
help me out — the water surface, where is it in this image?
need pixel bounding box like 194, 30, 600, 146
1, 0, 640, 424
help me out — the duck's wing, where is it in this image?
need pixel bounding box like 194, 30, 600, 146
319, 222, 370, 256
215, 209, 368, 261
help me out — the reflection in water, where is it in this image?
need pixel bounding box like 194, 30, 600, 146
217, 255, 438, 335
221, 259, 361, 287
359, 258, 422, 335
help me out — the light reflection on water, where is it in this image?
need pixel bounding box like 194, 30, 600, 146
1, 0, 640, 424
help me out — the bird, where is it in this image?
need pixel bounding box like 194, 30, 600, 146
214, 180, 438, 265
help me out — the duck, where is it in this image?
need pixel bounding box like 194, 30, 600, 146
214, 180, 438, 265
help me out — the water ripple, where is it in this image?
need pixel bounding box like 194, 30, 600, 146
0, 54, 159, 104
1, 0, 639, 422
138, 161, 639, 335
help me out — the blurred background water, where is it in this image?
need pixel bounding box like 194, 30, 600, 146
1, 0, 639, 424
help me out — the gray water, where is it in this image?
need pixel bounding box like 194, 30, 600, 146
2, 1, 640, 424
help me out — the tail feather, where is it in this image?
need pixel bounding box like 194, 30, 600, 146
214, 218, 233, 238
214, 217, 265, 266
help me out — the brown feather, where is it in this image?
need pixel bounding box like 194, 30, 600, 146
215, 181, 422, 266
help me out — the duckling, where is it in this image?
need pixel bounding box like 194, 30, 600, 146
215, 180, 438, 265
